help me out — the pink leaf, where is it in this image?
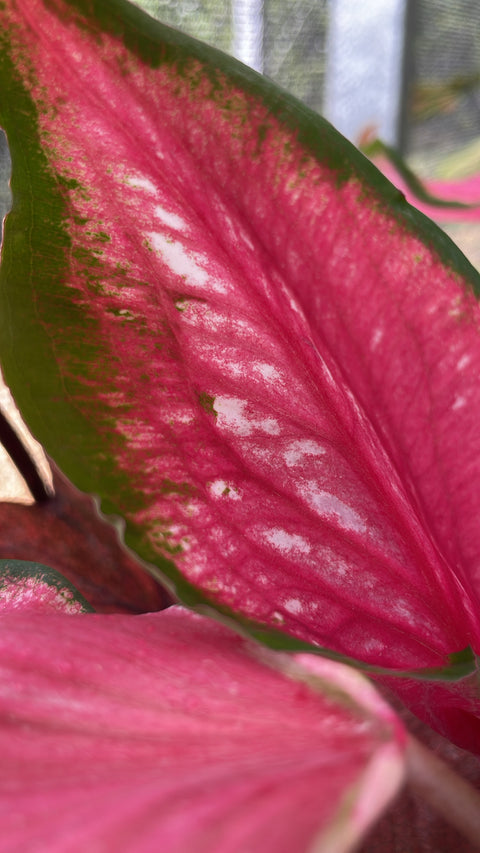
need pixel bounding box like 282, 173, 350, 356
370, 152, 480, 221
0, 463, 169, 613
0, 605, 405, 853
1, 1, 480, 747
358, 690, 480, 853
0, 558, 93, 613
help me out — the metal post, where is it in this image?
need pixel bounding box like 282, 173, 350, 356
324, 0, 410, 147
231, 0, 264, 73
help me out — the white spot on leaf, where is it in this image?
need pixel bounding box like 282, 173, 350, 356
127, 176, 157, 194
284, 439, 326, 467
255, 362, 281, 382
370, 327, 384, 350
305, 484, 367, 534
264, 528, 311, 555
215, 397, 280, 436
148, 233, 208, 284
153, 206, 188, 232
284, 598, 304, 616
209, 479, 241, 500
272, 611, 285, 624
456, 354, 471, 371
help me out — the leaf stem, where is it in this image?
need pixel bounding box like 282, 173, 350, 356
406, 734, 480, 848
0, 408, 51, 502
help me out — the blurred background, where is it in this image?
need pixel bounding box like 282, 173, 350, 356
2, 0, 480, 233
133, 0, 480, 164
2, 1, 480, 251
131, 0, 480, 275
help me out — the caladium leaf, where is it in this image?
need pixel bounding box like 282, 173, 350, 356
0, 558, 94, 613
0, 605, 406, 853
0, 463, 169, 613
1, 0, 480, 745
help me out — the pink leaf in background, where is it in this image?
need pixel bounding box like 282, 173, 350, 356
0, 0, 480, 749
0, 605, 405, 853
0, 464, 168, 613
371, 152, 480, 222
0, 559, 93, 614
358, 696, 480, 853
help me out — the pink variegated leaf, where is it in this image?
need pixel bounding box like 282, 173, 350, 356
0, 463, 169, 613
0, 558, 94, 613
0, 605, 406, 853
1, 1, 480, 747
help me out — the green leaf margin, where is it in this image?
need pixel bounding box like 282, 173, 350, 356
0, 558, 95, 612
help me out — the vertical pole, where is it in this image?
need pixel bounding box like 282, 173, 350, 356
231, 0, 264, 73
324, 0, 410, 148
